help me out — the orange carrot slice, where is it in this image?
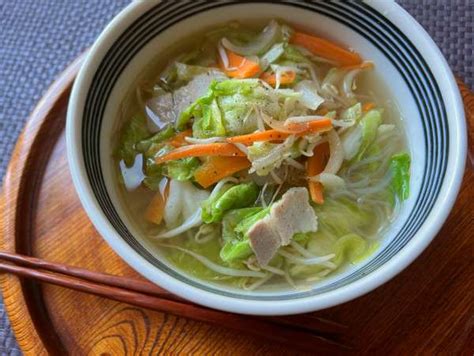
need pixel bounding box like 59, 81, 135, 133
227, 119, 333, 145
218, 49, 261, 78
362, 102, 375, 112
290, 32, 362, 66
260, 71, 296, 86
227, 130, 289, 145
155, 143, 245, 164
168, 129, 193, 147
194, 156, 251, 188
307, 143, 330, 204
144, 181, 169, 224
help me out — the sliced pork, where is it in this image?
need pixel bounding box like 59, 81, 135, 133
247, 187, 318, 265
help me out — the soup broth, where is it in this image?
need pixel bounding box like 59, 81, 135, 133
114, 20, 410, 290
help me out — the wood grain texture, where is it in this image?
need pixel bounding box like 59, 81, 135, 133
0, 56, 473, 355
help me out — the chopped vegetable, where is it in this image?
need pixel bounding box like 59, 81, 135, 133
220, 207, 267, 262
135, 125, 176, 153
226, 130, 289, 145
155, 143, 246, 164
226, 119, 333, 146
166, 157, 201, 181
290, 31, 362, 66
218, 49, 261, 78
390, 152, 411, 201
357, 109, 382, 161
144, 182, 169, 224
362, 102, 375, 112
221, 20, 281, 56
201, 182, 259, 223
168, 129, 193, 147
260, 71, 296, 86
118, 115, 150, 166
307, 143, 329, 204
194, 156, 251, 188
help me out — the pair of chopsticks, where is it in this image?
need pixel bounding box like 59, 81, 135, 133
0, 251, 350, 352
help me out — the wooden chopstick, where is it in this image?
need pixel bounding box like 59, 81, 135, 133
0, 251, 171, 298
0, 251, 346, 335
0, 253, 350, 351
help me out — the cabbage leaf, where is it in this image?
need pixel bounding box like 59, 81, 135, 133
201, 182, 259, 223
118, 115, 150, 166
390, 152, 411, 201
220, 207, 270, 262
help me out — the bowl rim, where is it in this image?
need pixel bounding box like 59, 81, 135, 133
66, 0, 467, 315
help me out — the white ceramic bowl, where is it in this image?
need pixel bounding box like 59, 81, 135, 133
66, 0, 466, 315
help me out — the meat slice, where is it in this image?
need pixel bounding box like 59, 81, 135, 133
246, 222, 281, 268
247, 187, 318, 265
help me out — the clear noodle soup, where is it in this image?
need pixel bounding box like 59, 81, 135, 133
114, 20, 411, 290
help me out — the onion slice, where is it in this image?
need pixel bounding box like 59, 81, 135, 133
221, 20, 280, 56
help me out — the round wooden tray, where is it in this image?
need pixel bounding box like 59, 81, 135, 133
1, 56, 473, 355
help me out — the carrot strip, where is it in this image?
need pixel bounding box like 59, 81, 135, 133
290, 32, 362, 66
194, 156, 251, 188
284, 118, 333, 134
155, 143, 245, 164
362, 102, 375, 112
168, 129, 193, 147
218, 49, 261, 78
227, 130, 289, 145
144, 181, 169, 224
307, 143, 330, 204
260, 71, 296, 86
227, 119, 333, 145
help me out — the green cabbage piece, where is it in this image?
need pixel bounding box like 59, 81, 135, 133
201, 182, 259, 223
332, 234, 368, 266
356, 109, 382, 161
178, 79, 284, 137
135, 125, 175, 153
340, 103, 362, 122
117, 115, 150, 166
390, 152, 411, 201
220, 207, 270, 262
166, 157, 201, 181
291, 232, 369, 279
192, 98, 226, 138
314, 197, 375, 239
142, 144, 173, 190
280, 45, 312, 65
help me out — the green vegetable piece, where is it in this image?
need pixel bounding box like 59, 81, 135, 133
356, 109, 382, 161
166, 157, 201, 181
340, 103, 362, 122
222, 207, 263, 242
177, 79, 264, 136
314, 197, 374, 239
135, 125, 175, 153
390, 152, 411, 201
220, 207, 269, 262
192, 98, 226, 138
293, 232, 313, 245
118, 115, 150, 166
332, 234, 368, 266
280, 45, 312, 65
202, 182, 259, 223
234, 207, 270, 235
